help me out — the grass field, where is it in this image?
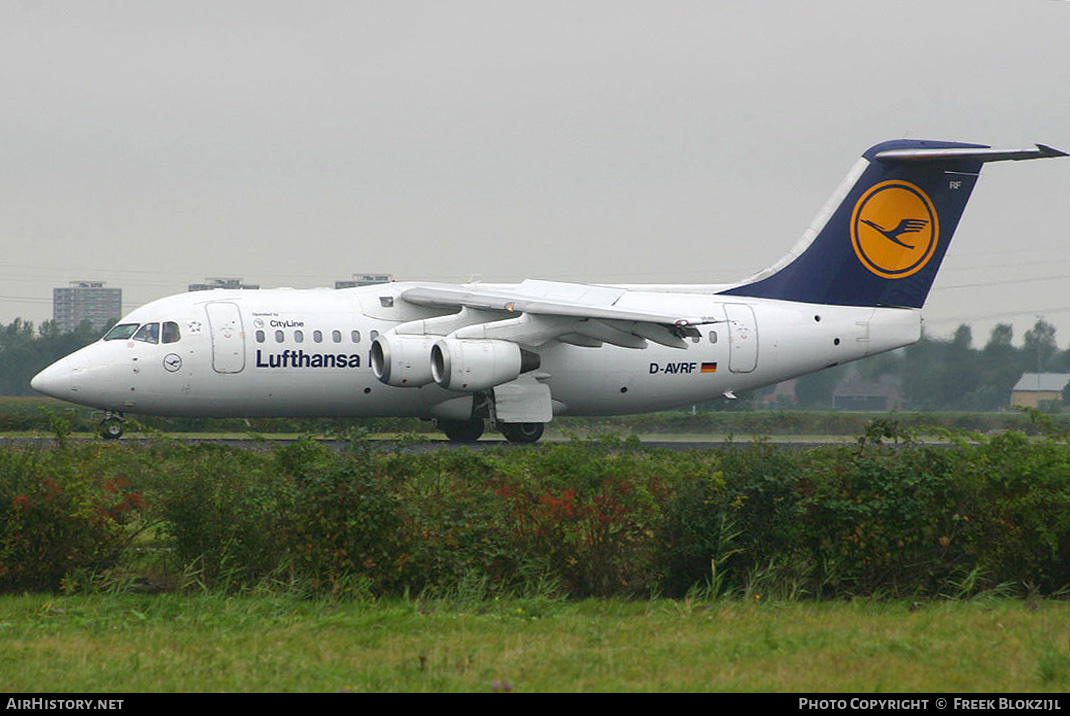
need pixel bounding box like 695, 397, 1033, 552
2, 594, 1068, 692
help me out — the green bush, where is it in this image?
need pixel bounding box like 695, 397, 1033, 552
947, 432, 1070, 592
0, 445, 146, 591
489, 439, 674, 597
3, 426, 1070, 600
392, 449, 519, 597
797, 443, 961, 596
658, 441, 813, 598
280, 440, 404, 596
160, 443, 292, 589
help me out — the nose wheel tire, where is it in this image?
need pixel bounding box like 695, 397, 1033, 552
500, 422, 544, 444
99, 417, 124, 440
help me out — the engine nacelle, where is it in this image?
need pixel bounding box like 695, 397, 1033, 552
431, 338, 533, 392
370, 334, 438, 387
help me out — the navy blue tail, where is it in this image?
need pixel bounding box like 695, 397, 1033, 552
719, 139, 1050, 309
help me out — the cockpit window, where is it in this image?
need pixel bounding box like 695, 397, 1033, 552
132, 323, 160, 344
162, 321, 181, 344
104, 323, 140, 341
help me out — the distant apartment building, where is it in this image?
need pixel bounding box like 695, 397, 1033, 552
53, 281, 122, 334
188, 277, 260, 292
335, 273, 393, 289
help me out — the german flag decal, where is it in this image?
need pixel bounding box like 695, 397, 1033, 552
701, 362, 718, 374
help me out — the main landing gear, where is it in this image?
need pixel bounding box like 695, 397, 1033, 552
499, 422, 544, 444
98, 413, 124, 440
437, 418, 486, 442
435, 418, 546, 444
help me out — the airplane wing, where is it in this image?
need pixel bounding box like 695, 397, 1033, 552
397, 279, 720, 349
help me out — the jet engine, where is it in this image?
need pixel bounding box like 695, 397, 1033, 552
431, 338, 539, 392
370, 334, 438, 387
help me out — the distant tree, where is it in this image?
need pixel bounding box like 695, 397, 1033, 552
987, 323, 1013, 349
952, 324, 972, 350
36, 320, 60, 340
794, 364, 850, 409
855, 348, 902, 382
973, 323, 1022, 410
1, 318, 34, 349
902, 332, 944, 410
0, 317, 103, 395
947, 324, 984, 408
901, 324, 986, 410
1023, 317, 1059, 373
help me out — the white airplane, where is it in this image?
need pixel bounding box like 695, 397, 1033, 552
31, 140, 1067, 441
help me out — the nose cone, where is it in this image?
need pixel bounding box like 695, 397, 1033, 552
31, 358, 74, 399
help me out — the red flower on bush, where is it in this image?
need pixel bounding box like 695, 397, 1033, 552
42, 477, 62, 502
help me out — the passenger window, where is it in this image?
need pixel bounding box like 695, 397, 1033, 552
256, 330, 265, 343
709, 331, 718, 344
370, 330, 379, 341
162, 322, 181, 344
295, 330, 304, 343
275, 330, 284, 343
133, 323, 160, 344
104, 323, 140, 341
332, 330, 342, 343
313, 330, 323, 343
351, 330, 360, 343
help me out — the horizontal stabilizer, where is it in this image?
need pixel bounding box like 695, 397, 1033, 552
875, 143, 1067, 163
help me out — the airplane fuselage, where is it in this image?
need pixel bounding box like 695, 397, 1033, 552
35, 282, 920, 419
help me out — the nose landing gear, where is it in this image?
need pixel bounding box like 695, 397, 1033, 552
99, 413, 124, 440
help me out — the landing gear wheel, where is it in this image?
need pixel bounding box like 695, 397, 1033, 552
500, 422, 544, 444
99, 417, 124, 440
439, 418, 485, 442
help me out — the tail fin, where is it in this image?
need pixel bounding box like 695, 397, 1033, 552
720, 139, 1067, 308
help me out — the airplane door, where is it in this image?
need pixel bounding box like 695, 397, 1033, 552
205, 302, 246, 374
724, 304, 758, 373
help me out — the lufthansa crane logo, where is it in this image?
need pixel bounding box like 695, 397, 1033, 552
850, 180, 939, 279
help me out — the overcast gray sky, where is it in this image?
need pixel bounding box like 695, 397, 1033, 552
2, 0, 1069, 346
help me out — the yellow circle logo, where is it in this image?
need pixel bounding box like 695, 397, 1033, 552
850, 180, 939, 279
